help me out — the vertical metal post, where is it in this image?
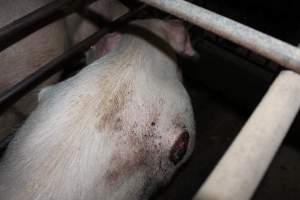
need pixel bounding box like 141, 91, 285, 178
194, 70, 300, 200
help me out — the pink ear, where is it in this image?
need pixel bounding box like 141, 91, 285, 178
102, 32, 122, 54
164, 19, 196, 56
183, 36, 197, 56
87, 32, 122, 63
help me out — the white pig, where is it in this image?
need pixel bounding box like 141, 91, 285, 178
0, 19, 196, 200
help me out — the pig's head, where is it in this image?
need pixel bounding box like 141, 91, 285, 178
89, 19, 197, 198
96, 76, 195, 199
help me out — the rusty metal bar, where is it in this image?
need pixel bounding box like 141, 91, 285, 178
0, 5, 146, 114
0, 0, 97, 52
139, 0, 300, 74
194, 70, 300, 200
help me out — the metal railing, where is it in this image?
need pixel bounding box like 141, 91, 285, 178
0, 1, 146, 114
139, 0, 300, 199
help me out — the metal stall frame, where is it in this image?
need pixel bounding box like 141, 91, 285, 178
0, 1, 146, 114
1, 0, 300, 199
138, 0, 300, 199
0, 0, 96, 52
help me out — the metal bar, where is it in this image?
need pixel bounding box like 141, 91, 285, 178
139, 0, 300, 74
78, 8, 111, 28
0, 0, 96, 52
193, 70, 300, 200
0, 5, 146, 114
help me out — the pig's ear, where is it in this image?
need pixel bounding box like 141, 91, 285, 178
86, 32, 122, 64
183, 36, 197, 57
38, 86, 52, 102
164, 19, 197, 57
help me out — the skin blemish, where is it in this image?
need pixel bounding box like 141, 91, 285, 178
113, 117, 123, 131
172, 114, 186, 129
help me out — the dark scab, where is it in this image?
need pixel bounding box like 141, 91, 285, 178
113, 117, 123, 131
151, 122, 156, 126
172, 114, 186, 130
169, 132, 189, 165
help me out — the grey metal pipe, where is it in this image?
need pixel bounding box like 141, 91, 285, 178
140, 0, 300, 73
193, 70, 300, 200
0, 5, 146, 115
0, 0, 97, 53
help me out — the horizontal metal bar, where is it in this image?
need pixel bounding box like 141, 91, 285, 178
194, 70, 300, 200
0, 5, 146, 114
78, 8, 111, 28
140, 0, 300, 74
0, 0, 97, 52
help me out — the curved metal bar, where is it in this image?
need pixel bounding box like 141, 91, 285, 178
0, 5, 146, 114
0, 0, 96, 52
140, 0, 300, 73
